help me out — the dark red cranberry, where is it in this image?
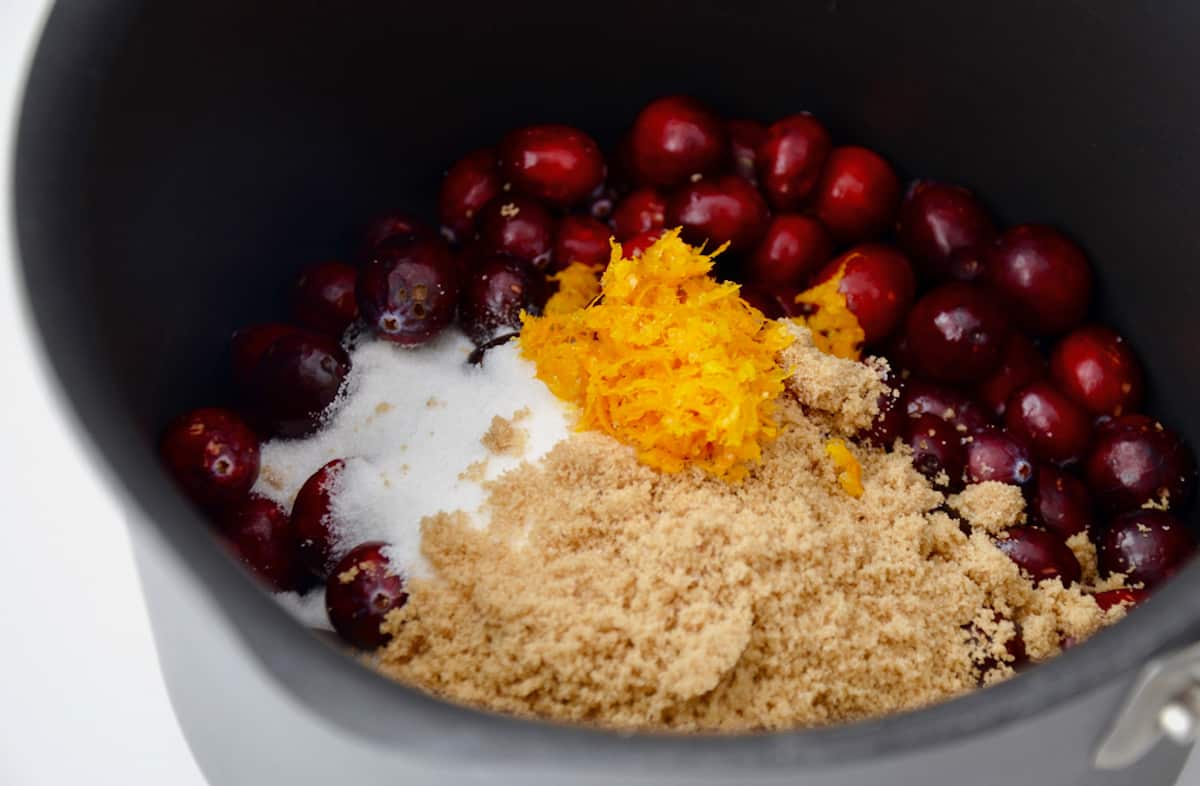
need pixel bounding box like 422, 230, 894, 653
905, 282, 1011, 384
975, 333, 1047, 417
863, 379, 906, 450
610, 187, 666, 242
628, 95, 726, 187
813, 146, 901, 243
812, 244, 916, 345
995, 527, 1082, 586
362, 211, 433, 258
947, 247, 989, 283
739, 283, 807, 320
883, 331, 917, 376
1050, 325, 1144, 417
231, 323, 295, 389
1093, 587, 1150, 612
249, 332, 350, 438
1005, 382, 1092, 466
1100, 510, 1195, 589
902, 380, 994, 435
896, 180, 995, 278
476, 195, 555, 269
459, 255, 546, 345
623, 229, 666, 259
552, 215, 611, 272
161, 408, 260, 509
292, 260, 358, 336
219, 496, 306, 592
746, 214, 833, 289
438, 148, 501, 242
966, 430, 1034, 486
292, 459, 346, 579
1084, 414, 1197, 513
358, 236, 460, 346
905, 413, 966, 489
586, 183, 620, 221
1029, 465, 1094, 540
755, 113, 832, 211
726, 118, 766, 183
986, 225, 1093, 336
325, 542, 408, 649
498, 124, 605, 207
667, 174, 770, 253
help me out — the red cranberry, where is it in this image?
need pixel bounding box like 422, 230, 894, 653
219, 496, 306, 592
905, 282, 1011, 384
985, 225, 1093, 336
459, 255, 546, 345
1005, 382, 1092, 465
361, 211, 432, 257
667, 174, 770, 253
813, 146, 901, 243
292, 459, 346, 579
623, 229, 666, 259
896, 181, 995, 278
746, 215, 833, 289
966, 430, 1034, 486
438, 149, 501, 242
1050, 325, 1144, 417
1093, 587, 1150, 612
906, 413, 966, 489
586, 183, 620, 221
476, 195, 556, 269
231, 323, 295, 389
811, 244, 917, 344
552, 215, 611, 271
325, 542, 408, 649
975, 333, 1047, 417
1029, 465, 1094, 540
358, 235, 460, 346
995, 527, 1082, 586
1084, 414, 1197, 513
610, 187, 667, 242
902, 380, 994, 434
755, 113, 832, 211
161, 408, 260, 509
247, 332, 350, 438
863, 379, 906, 450
498, 124, 605, 207
1100, 510, 1195, 589
726, 118, 766, 183
739, 283, 805, 320
947, 247, 989, 283
628, 95, 726, 187
292, 260, 358, 336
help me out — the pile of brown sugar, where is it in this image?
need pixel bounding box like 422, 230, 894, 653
374, 325, 1124, 731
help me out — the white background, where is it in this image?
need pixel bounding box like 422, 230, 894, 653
0, 2, 1197, 785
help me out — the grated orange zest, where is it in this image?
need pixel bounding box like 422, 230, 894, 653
544, 261, 603, 315
793, 262, 865, 360
824, 438, 864, 497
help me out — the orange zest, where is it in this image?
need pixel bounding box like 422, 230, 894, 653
824, 438, 864, 497
793, 262, 865, 360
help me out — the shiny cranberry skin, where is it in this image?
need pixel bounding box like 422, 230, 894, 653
249, 332, 350, 438
966, 429, 1034, 486
437, 148, 501, 242
231, 323, 295, 389
896, 181, 995, 278
905, 282, 1010, 384
1084, 415, 1197, 513
996, 527, 1082, 586
292, 459, 346, 579
863, 380, 906, 450
161, 408, 260, 509
1005, 382, 1092, 465
586, 183, 620, 221
1093, 587, 1150, 611
498, 124, 605, 207
623, 229, 666, 259
906, 413, 966, 489
667, 174, 770, 253
629, 96, 726, 187
813, 244, 916, 345
902, 380, 994, 434
746, 215, 833, 289
325, 542, 408, 649
1050, 325, 1144, 417
362, 211, 432, 257
986, 225, 1093, 336
813, 146, 901, 243
1100, 510, 1195, 589
975, 333, 1047, 417
476, 195, 555, 269
359, 236, 460, 345
292, 260, 358, 336
727, 118, 766, 183
219, 496, 306, 592
610, 187, 666, 242
1029, 465, 1094, 540
755, 113, 832, 211
459, 255, 546, 345
552, 215, 611, 271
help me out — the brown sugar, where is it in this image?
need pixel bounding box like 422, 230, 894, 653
480, 413, 529, 457
947, 482, 1027, 534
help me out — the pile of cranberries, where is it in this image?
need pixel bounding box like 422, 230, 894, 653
158, 94, 1196, 653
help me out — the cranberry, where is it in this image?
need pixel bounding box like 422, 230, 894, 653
248, 331, 350, 438
1100, 510, 1195, 589
863, 379, 906, 450
902, 380, 994, 434
325, 542, 408, 649
231, 323, 295, 389
623, 229, 666, 259
476, 195, 556, 269
975, 333, 1047, 417
628, 95, 726, 187
1084, 414, 1197, 513
552, 215, 611, 271
358, 235, 460, 346
459, 255, 546, 345
292, 260, 358, 336
746, 215, 833, 289
1050, 325, 1144, 417
1005, 382, 1092, 466
739, 283, 805, 320
667, 174, 770, 253
726, 118, 766, 183
813, 146, 901, 243
610, 187, 667, 242
219, 496, 306, 592
905, 413, 966, 489
755, 113, 832, 211
292, 458, 346, 579
985, 225, 1093, 336
1094, 587, 1150, 612
896, 181, 995, 278
811, 244, 917, 344
905, 282, 1011, 384
995, 527, 1082, 586
586, 183, 620, 221
1029, 465, 1095, 540
361, 211, 432, 257
161, 408, 260, 509
438, 148, 501, 242
966, 430, 1034, 487
498, 124, 605, 207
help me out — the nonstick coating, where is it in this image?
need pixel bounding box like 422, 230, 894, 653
14, 0, 1200, 772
